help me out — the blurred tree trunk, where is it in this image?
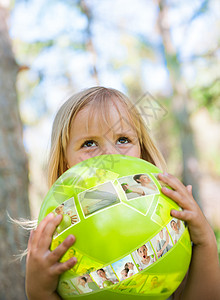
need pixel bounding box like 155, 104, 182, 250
0, 5, 30, 300
157, 0, 201, 206
79, 0, 99, 85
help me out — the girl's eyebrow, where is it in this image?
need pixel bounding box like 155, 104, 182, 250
74, 129, 137, 144
73, 135, 100, 144
114, 130, 137, 136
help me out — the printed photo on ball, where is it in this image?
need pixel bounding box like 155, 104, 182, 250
78, 181, 120, 217
132, 242, 157, 271
53, 197, 80, 236
90, 266, 119, 289
150, 227, 173, 259
118, 174, 159, 201
111, 254, 139, 281
57, 279, 80, 296
70, 275, 99, 294
167, 218, 185, 244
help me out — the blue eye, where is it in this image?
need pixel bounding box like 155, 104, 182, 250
117, 137, 130, 144
82, 140, 97, 148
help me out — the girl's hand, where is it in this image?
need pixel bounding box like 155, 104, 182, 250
157, 249, 163, 257
121, 184, 129, 191
158, 174, 220, 299
69, 214, 78, 224
26, 213, 77, 300
158, 173, 215, 247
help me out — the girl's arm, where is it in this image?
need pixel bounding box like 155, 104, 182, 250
129, 187, 145, 195
157, 238, 169, 258
26, 213, 77, 300
122, 184, 145, 195
158, 173, 220, 300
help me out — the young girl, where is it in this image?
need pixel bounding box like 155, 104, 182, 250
26, 86, 220, 300
137, 245, 156, 270
124, 262, 135, 277
120, 268, 129, 280
170, 219, 184, 244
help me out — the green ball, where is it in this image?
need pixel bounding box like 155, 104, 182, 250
121, 183, 132, 193
38, 155, 192, 300
103, 280, 114, 288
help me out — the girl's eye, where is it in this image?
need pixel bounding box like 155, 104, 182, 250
81, 140, 97, 148
117, 137, 130, 144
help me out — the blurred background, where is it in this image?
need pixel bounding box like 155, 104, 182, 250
0, 0, 219, 299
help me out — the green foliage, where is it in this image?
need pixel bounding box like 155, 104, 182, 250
191, 79, 220, 121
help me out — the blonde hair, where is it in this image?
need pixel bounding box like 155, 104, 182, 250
48, 86, 166, 187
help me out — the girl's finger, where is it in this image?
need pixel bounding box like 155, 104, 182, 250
37, 214, 63, 251
170, 209, 194, 223
161, 187, 191, 210
158, 173, 186, 194
31, 213, 55, 249
51, 257, 77, 276
47, 235, 76, 265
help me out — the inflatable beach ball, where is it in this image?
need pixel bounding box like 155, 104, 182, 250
38, 154, 192, 300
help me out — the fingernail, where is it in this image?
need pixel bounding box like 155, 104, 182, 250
70, 257, 77, 264
67, 235, 75, 244
170, 210, 177, 217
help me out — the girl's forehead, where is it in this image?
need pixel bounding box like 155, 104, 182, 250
73, 100, 136, 135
